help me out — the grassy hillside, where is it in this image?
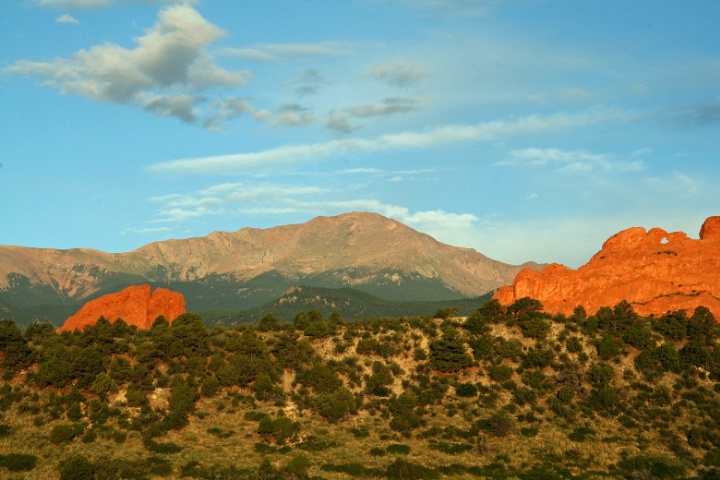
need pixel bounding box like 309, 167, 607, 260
1, 299, 720, 479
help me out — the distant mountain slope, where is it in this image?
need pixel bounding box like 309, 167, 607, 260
203, 286, 494, 326
0, 212, 539, 326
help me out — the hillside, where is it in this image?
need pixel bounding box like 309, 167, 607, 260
203, 286, 493, 326
0, 212, 539, 326
1, 299, 719, 479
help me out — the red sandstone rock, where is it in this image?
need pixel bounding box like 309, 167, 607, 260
700, 216, 720, 241
58, 284, 186, 332
493, 217, 720, 318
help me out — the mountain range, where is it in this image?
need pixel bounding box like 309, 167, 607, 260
0, 212, 539, 326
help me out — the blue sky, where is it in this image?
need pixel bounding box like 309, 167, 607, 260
1, 0, 718, 268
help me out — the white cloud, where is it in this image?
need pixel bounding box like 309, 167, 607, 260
203, 96, 267, 131
150, 183, 325, 222
221, 42, 349, 61
347, 97, 419, 118
498, 148, 644, 174
6, 4, 246, 125
146, 179, 479, 251
271, 104, 315, 128
148, 108, 629, 174
365, 61, 428, 87
326, 115, 358, 134
152, 207, 221, 223
56, 13, 79, 24
144, 94, 200, 123
121, 226, 172, 235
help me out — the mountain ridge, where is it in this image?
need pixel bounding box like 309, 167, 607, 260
0, 212, 538, 325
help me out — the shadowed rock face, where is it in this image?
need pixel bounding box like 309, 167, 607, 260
494, 217, 720, 318
58, 284, 186, 332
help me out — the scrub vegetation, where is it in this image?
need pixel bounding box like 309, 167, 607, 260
1, 298, 720, 479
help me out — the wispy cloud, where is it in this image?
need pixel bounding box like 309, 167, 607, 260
347, 97, 419, 118
203, 96, 270, 131
365, 61, 429, 87
221, 42, 349, 61
150, 183, 325, 222
672, 99, 720, 126
6, 4, 247, 125
497, 147, 644, 174
55, 13, 79, 24
148, 109, 628, 174
146, 176, 479, 250
271, 103, 315, 128
121, 226, 172, 235
325, 115, 358, 134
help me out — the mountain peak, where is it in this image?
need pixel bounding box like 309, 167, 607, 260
1, 212, 534, 325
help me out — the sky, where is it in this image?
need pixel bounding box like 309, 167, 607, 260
1, 0, 719, 268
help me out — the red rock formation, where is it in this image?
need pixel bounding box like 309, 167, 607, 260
493, 217, 720, 318
58, 285, 186, 332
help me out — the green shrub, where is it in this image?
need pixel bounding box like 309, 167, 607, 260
455, 383, 478, 397
489, 365, 514, 382
321, 463, 382, 477
304, 320, 332, 338
285, 454, 311, 476
387, 443, 411, 455
617, 454, 686, 479
0, 424, 11, 438
704, 449, 720, 467
370, 447, 387, 456
200, 375, 220, 398
518, 316, 550, 339
386, 458, 439, 480
0, 453, 38, 472
82, 429, 97, 444
556, 385, 576, 403
485, 411, 514, 437
60, 455, 95, 480
566, 336, 583, 353
429, 333, 473, 373
568, 426, 596, 442
597, 335, 624, 360
350, 426, 369, 438
144, 439, 183, 454
50, 423, 84, 444
257, 416, 301, 444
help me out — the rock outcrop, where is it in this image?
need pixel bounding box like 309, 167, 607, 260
493, 217, 720, 318
58, 285, 186, 332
